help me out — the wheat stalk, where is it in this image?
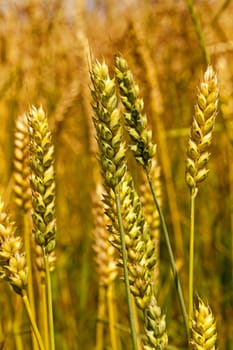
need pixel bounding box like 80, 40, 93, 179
140, 158, 162, 292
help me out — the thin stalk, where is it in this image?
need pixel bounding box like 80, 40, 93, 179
23, 213, 38, 350
115, 189, 138, 350
41, 281, 50, 350
13, 297, 24, 350
146, 172, 189, 338
132, 297, 143, 350
107, 282, 121, 350
188, 192, 196, 326
22, 292, 45, 350
186, 0, 210, 65
43, 251, 55, 350
96, 285, 106, 350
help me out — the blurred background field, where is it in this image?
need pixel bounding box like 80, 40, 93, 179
0, 0, 232, 349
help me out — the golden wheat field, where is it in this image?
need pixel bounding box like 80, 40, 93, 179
0, 0, 232, 349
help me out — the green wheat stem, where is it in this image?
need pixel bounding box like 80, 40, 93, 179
43, 250, 55, 350
22, 292, 45, 350
115, 189, 138, 350
189, 192, 196, 328
41, 282, 50, 350
146, 172, 189, 338
186, 0, 210, 65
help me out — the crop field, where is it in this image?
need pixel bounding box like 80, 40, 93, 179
0, 0, 232, 349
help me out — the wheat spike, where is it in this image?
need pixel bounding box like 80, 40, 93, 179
186, 65, 218, 195
0, 200, 28, 295
144, 293, 168, 350
190, 297, 218, 350
115, 54, 156, 173
13, 114, 31, 211
27, 106, 56, 253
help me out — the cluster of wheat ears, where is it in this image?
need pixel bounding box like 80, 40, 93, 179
0, 46, 220, 350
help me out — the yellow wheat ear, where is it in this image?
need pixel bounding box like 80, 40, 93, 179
186, 65, 218, 196
13, 114, 31, 211
190, 297, 218, 350
0, 199, 28, 295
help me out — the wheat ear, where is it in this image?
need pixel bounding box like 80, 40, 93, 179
190, 297, 218, 349
144, 293, 168, 350
185, 65, 218, 195
114, 55, 156, 173
13, 114, 31, 211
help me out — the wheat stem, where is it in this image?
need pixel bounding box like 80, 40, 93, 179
41, 282, 50, 350
22, 292, 45, 350
188, 193, 196, 327
13, 298, 24, 350
186, 0, 210, 65
43, 250, 55, 350
146, 172, 189, 337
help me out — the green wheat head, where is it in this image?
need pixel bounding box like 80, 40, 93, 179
27, 106, 56, 253
115, 55, 156, 173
